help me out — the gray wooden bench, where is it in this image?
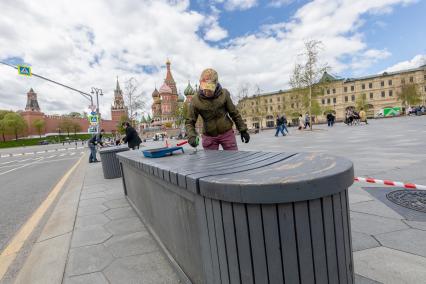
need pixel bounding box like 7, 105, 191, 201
117, 150, 354, 284
99, 145, 129, 179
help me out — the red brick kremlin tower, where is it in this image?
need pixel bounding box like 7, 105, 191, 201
21, 88, 45, 135
111, 77, 128, 122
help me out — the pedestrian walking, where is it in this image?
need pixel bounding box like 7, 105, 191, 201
274, 115, 285, 136
304, 113, 310, 129
185, 68, 249, 150
326, 112, 334, 127
359, 108, 368, 125
121, 122, 142, 150
281, 114, 289, 134
88, 129, 104, 163
298, 114, 304, 130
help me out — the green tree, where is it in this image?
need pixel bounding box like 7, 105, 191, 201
0, 110, 13, 141
397, 83, 421, 110
33, 119, 45, 138
68, 112, 82, 118
356, 93, 370, 112
58, 118, 73, 136
117, 114, 130, 134
4, 112, 27, 140
71, 121, 82, 137
290, 40, 328, 130
173, 103, 188, 129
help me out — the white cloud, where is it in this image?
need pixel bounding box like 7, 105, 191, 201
268, 0, 294, 8
0, 0, 419, 119
222, 0, 258, 11
382, 54, 426, 73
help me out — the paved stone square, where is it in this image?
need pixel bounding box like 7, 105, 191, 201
235, 116, 426, 284
63, 163, 180, 284
62, 116, 425, 284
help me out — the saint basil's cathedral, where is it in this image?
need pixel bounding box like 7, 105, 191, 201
149, 60, 197, 127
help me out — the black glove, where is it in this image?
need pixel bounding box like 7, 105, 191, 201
240, 131, 250, 143
188, 136, 199, 148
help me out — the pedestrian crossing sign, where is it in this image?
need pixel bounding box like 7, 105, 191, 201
18, 65, 32, 76
88, 114, 99, 125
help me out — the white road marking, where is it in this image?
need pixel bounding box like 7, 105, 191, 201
0, 160, 16, 165
0, 157, 43, 176
80, 152, 84, 154
58, 148, 65, 151
24, 152, 34, 155
1, 155, 10, 158
47, 150, 55, 152
69, 152, 76, 156
46, 155, 56, 159
12, 154, 23, 157
59, 153, 66, 157
19, 158, 32, 163
36, 151, 45, 154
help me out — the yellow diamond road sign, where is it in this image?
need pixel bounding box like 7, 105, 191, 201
18, 65, 32, 76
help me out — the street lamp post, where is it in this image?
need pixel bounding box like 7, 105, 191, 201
91, 87, 103, 133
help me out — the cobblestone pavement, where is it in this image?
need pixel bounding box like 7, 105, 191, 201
31, 116, 426, 284
63, 163, 180, 284
236, 116, 426, 284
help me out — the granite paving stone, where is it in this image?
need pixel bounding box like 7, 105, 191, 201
350, 211, 409, 235
79, 197, 107, 207
354, 274, 382, 284
67, 244, 114, 276
104, 231, 157, 258
82, 184, 108, 193
375, 228, 426, 257
75, 214, 110, 229
80, 191, 106, 200
103, 252, 180, 284
104, 207, 136, 220
354, 247, 426, 284
71, 225, 112, 247
64, 272, 109, 284
350, 200, 404, 219
351, 231, 380, 252
77, 204, 108, 216
104, 217, 146, 235
103, 198, 129, 209
404, 220, 426, 231
103, 192, 125, 201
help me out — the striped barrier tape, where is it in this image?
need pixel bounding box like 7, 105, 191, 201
355, 177, 426, 190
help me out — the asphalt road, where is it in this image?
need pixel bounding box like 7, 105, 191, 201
0, 145, 86, 252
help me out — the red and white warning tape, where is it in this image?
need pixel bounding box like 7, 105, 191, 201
354, 177, 426, 191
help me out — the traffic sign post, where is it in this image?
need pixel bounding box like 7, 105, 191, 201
88, 114, 99, 126
17, 65, 32, 76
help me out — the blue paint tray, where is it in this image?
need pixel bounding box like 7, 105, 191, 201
142, 146, 184, 158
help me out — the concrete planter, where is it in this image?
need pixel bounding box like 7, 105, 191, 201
118, 150, 354, 284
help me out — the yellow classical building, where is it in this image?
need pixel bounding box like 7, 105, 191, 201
238, 65, 426, 128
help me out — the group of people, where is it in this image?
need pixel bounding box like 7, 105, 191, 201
345, 108, 368, 126
275, 115, 289, 136
326, 112, 336, 127
88, 122, 142, 163
298, 113, 311, 130
406, 105, 426, 116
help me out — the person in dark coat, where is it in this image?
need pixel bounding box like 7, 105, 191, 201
122, 122, 142, 150
88, 129, 104, 163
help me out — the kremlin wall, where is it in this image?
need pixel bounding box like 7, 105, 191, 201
2, 79, 128, 141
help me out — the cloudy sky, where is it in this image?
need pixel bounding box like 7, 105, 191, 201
1, 0, 425, 119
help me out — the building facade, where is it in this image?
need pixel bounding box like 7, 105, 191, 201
239, 65, 426, 129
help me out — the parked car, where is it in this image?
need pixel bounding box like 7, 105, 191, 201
38, 140, 49, 145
